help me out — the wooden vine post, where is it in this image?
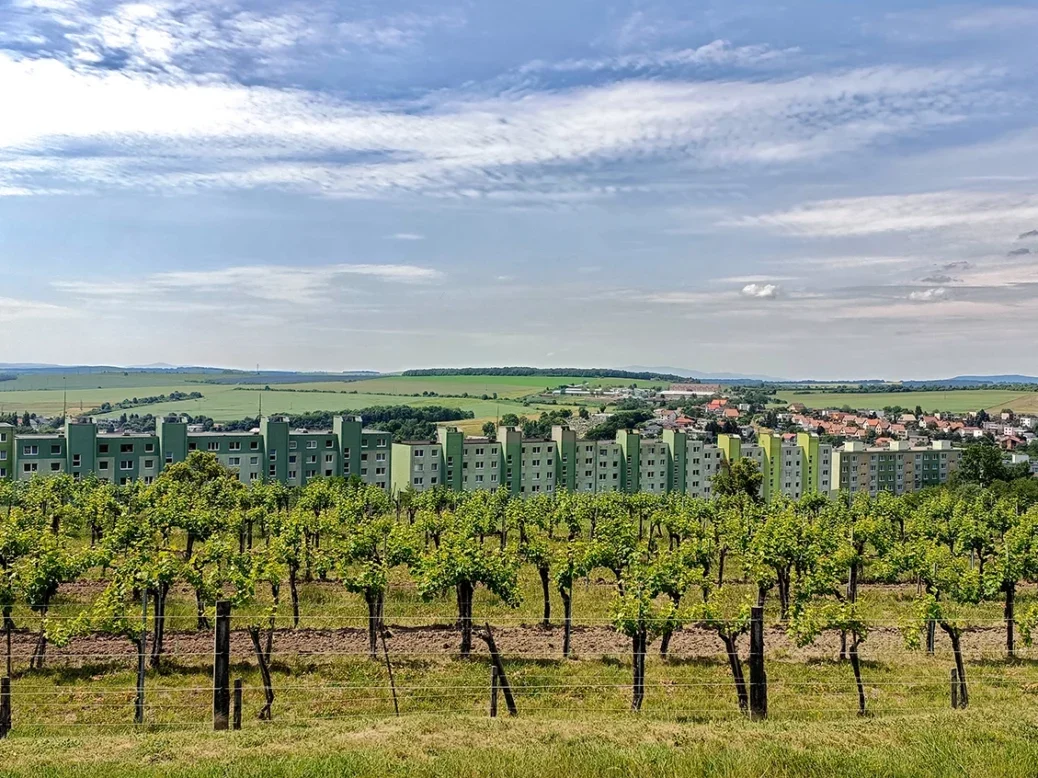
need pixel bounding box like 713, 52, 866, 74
477, 623, 517, 716
748, 605, 767, 720
213, 601, 231, 731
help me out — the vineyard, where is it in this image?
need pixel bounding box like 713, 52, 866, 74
3, 454, 1038, 774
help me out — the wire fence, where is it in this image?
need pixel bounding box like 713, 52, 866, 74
1, 603, 1037, 736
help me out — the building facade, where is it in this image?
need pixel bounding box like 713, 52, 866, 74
832, 440, 959, 496
0, 417, 957, 500
0, 416, 392, 490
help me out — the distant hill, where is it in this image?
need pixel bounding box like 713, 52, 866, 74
919, 375, 1038, 385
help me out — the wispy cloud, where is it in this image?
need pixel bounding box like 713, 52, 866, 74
387, 233, 425, 241
0, 52, 1002, 200
0, 296, 78, 321
519, 39, 797, 74
54, 262, 442, 305
735, 191, 1038, 238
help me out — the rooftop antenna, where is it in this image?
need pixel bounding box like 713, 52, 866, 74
62, 377, 67, 421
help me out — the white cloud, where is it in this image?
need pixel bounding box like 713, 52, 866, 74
54, 262, 442, 305
907, 287, 948, 302
737, 192, 1038, 238
0, 51, 1001, 199
387, 233, 425, 241
741, 283, 780, 299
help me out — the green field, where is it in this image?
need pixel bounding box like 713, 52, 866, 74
775, 389, 1038, 415
0, 372, 642, 422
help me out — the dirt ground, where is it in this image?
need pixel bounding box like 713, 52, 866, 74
5, 621, 1018, 668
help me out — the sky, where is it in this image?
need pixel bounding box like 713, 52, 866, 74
1, 0, 1037, 379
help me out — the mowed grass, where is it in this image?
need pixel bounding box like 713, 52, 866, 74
774, 389, 1037, 414
6, 709, 1038, 778
0, 372, 622, 420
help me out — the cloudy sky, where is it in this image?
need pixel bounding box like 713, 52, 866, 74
1, 0, 1037, 378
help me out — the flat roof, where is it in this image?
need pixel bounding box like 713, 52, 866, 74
188, 431, 262, 436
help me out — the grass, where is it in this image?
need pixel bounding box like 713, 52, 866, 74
0, 372, 616, 421
774, 389, 1038, 415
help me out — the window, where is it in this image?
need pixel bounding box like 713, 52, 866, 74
414, 449, 424, 457
208, 441, 219, 452
325, 440, 333, 448
251, 456, 259, 465
228, 457, 240, 466
269, 449, 277, 461
289, 441, 298, 450
0, 433, 5, 442
165, 452, 174, 464
99, 460, 109, 470
23, 445, 38, 455
228, 442, 241, 451
377, 438, 387, 448
325, 454, 333, 463
121, 444, 133, 454
51, 444, 62, 455
361, 453, 368, 461
23, 463, 37, 474
50, 462, 61, 472
413, 477, 423, 485
144, 459, 154, 469
99, 444, 109, 454
288, 470, 297, 479
269, 465, 277, 477
289, 455, 297, 464
120, 460, 133, 471
375, 453, 386, 462
188, 443, 197, 451
0, 451, 5, 461
307, 455, 317, 464
250, 441, 259, 450
375, 467, 386, 475
306, 441, 317, 449
0, 469, 6, 478
343, 449, 351, 458
361, 468, 368, 476
145, 443, 155, 453
325, 469, 332, 476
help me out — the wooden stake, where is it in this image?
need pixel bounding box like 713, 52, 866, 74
0, 677, 10, 739
490, 665, 499, 718
233, 679, 243, 731
213, 601, 231, 731
135, 590, 147, 726
748, 605, 767, 720
477, 623, 517, 716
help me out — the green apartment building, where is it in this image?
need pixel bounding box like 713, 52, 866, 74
0, 417, 956, 501
1, 416, 392, 489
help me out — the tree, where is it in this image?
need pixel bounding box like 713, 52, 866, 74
481, 421, 497, 438
712, 459, 763, 502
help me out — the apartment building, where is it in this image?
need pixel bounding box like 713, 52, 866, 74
832, 440, 959, 496
1, 415, 391, 489
2, 417, 957, 501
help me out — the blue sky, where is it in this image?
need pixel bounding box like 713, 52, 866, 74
1, 0, 1037, 378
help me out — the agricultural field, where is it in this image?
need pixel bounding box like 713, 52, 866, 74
774, 388, 1038, 415
0, 371, 628, 423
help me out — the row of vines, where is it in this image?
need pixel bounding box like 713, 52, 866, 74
2, 451, 1038, 717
